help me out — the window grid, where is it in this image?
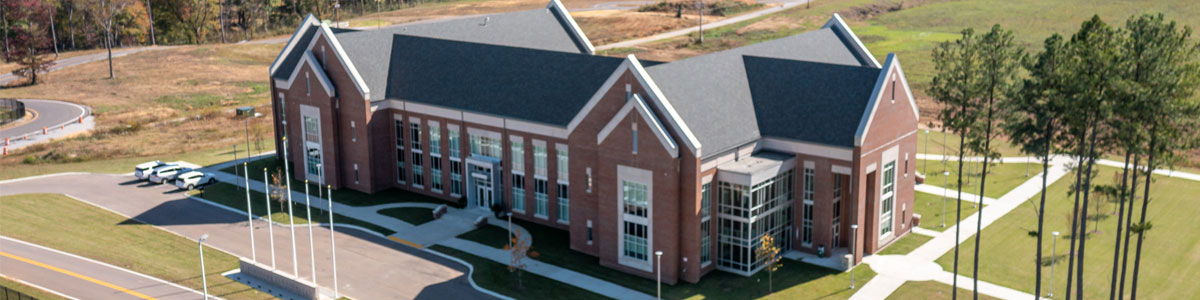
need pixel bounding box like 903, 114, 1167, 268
535, 179, 548, 218
510, 140, 524, 173
832, 175, 843, 247
701, 183, 711, 264
512, 173, 525, 212
469, 133, 502, 158
880, 162, 896, 237
449, 129, 460, 158
557, 147, 569, 181
410, 123, 422, 151
802, 167, 815, 246
431, 156, 443, 192
450, 160, 462, 196
430, 124, 441, 155
533, 144, 547, 177
622, 181, 650, 262
557, 183, 569, 223
412, 152, 424, 187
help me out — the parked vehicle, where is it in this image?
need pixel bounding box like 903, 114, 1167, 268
147, 164, 186, 184
134, 161, 166, 180
175, 171, 217, 190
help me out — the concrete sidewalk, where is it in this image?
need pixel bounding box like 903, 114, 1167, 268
596, 0, 810, 50
915, 184, 996, 205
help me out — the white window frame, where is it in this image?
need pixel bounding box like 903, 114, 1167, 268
617, 165, 653, 272
879, 147, 899, 240
802, 162, 815, 247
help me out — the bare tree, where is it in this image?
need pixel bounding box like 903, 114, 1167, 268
85, 0, 133, 79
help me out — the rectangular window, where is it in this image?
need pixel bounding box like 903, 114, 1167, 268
880, 161, 896, 237
430, 123, 441, 155
449, 128, 460, 158
632, 127, 638, 154
396, 147, 406, 184
622, 181, 650, 262
512, 174, 525, 212
303, 116, 320, 146
431, 156, 443, 192
535, 178, 548, 218
469, 133, 502, 158
450, 160, 462, 196
533, 144, 547, 177
395, 120, 404, 148
556, 146, 569, 181
558, 183, 570, 223
410, 122, 422, 151
623, 222, 648, 261
716, 170, 794, 274
412, 152, 424, 187
802, 167, 815, 246
624, 181, 648, 218
701, 182, 711, 264
510, 139, 524, 173
832, 175, 842, 247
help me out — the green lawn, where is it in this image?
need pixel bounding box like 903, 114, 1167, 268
377, 207, 435, 226
457, 218, 877, 299
886, 280, 1002, 300
878, 233, 932, 256
220, 157, 458, 207
0, 143, 270, 181
188, 182, 396, 236
935, 166, 1200, 299
915, 191, 983, 232
916, 129, 1025, 158
920, 160, 1037, 199
428, 245, 610, 300
0, 276, 69, 300
0, 194, 269, 299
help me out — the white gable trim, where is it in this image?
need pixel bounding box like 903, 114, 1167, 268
627, 55, 702, 156
269, 14, 320, 76
565, 59, 631, 134
854, 53, 917, 147
547, 0, 596, 55
597, 94, 678, 158
281, 51, 336, 97
314, 23, 371, 100
823, 13, 881, 68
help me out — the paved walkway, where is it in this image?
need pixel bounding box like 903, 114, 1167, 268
915, 184, 996, 205
852, 155, 1074, 300
204, 155, 654, 300
596, 0, 811, 50
2, 99, 94, 151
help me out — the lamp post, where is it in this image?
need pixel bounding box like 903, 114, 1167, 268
334, 2, 342, 28
327, 183, 340, 298
305, 180, 317, 285
1049, 231, 1059, 298
198, 234, 210, 300
655, 251, 663, 300
244, 162, 256, 262
264, 167, 277, 270
942, 170, 950, 228
923, 129, 929, 175
233, 145, 239, 189
850, 224, 859, 289
507, 211, 513, 250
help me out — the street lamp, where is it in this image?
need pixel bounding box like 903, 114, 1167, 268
334, 2, 342, 28
923, 129, 929, 176
327, 183, 340, 298
942, 170, 950, 228
655, 251, 664, 300
1049, 231, 1060, 298
198, 234, 210, 300
850, 224, 859, 289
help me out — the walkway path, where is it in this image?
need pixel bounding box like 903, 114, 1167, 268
852, 155, 1074, 300
914, 184, 996, 205
596, 0, 810, 50
204, 155, 654, 300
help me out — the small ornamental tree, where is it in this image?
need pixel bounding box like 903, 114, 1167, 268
3, 0, 55, 85
755, 234, 782, 294
505, 230, 539, 290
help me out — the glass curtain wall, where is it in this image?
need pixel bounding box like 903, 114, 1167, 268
716, 170, 794, 275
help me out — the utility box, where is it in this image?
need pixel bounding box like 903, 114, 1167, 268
843, 254, 854, 271
236, 106, 255, 117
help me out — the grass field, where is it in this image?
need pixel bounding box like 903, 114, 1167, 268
878, 233, 932, 256
0, 193, 267, 299
0, 276, 69, 300
428, 245, 610, 300
935, 166, 1200, 299
915, 191, 983, 232
456, 218, 877, 299
0, 142, 274, 181
919, 160, 1037, 199
916, 129, 1025, 158
377, 207, 436, 226
188, 182, 396, 235
886, 280, 1001, 300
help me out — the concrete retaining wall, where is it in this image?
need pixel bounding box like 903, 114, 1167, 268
239, 259, 320, 300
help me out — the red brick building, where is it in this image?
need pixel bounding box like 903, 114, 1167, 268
269, 0, 918, 284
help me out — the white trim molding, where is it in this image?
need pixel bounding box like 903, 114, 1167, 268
854, 54, 918, 147
547, 0, 596, 55
597, 94, 679, 158
823, 13, 881, 68
316, 23, 370, 100
278, 50, 336, 97
758, 137, 854, 161
269, 14, 320, 76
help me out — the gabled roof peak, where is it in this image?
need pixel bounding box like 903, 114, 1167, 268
822, 13, 881, 68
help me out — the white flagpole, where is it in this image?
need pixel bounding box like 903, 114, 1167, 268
305, 180, 317, 285
328, 184, 339, 298
282, 137, 299, 278
264, 168, 276, 270
244, 163, 256, 262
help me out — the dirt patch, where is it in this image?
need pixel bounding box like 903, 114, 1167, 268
838, 0, 954, 21
347, 0, 548, 26
576, 10, 714, 45
637, 0, 762, 17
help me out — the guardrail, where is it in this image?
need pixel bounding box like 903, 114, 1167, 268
0, 284, 43, 300
2, 100, 88, 156
0, 99, 24, 125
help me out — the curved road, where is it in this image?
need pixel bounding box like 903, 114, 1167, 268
0, 99, 90, 139
0, 236, 202, 300
0, 173, 492, 300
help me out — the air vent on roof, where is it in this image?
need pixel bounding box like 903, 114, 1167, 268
480, 17, 490, 27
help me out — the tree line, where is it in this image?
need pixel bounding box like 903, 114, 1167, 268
930, 14, 1200, 300
2, 0, 452, 83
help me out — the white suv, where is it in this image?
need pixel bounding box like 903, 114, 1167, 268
134, 161, 166, 180
148, 165, 187, 184
175, 171, 217, 190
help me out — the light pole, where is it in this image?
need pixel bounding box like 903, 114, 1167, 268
1049, 231, 1059, 298
507, 211, 513, 250
942, 170, 950, 228
198, 234, 210, 300
244, 118, 252, 161
305, 180, 317, 285
850, 224, 859, 289
282, 137, 299, 277
923, 129, 929, 176
264, 167, 277, 270
335, 2, 342, 28
233, 145, 240, 189
327, 184, 340, 298
244, 162, 256, 262
655, 251, 663, 300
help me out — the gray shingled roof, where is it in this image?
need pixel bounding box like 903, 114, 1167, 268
275, 8, 589, 100
385, 35, 625, 126
645, 27, 880, 158
271, 27, 319, 80
744, 56, 880, 147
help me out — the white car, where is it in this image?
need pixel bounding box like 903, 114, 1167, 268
134, 160, 166, 180
147, 164, 186, 184
175, 171, 217, 190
